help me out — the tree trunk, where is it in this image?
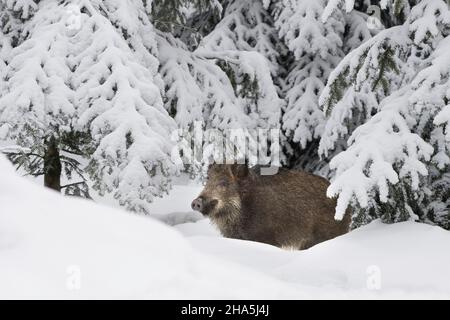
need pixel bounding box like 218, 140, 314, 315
44, 137, 62, 192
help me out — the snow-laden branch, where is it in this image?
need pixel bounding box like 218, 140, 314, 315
329, 88, 434, 220
323, 0, 450, 222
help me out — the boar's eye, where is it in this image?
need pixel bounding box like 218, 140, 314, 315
217, 179, 229, 187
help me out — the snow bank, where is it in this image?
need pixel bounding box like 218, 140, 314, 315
187, 221, 450, 298
1, 155, 449, 299
0, 156, 297, 299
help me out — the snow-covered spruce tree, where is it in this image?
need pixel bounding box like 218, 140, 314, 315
320, 0, 450, 228
0, 3, 11, 124
72, 0, 180, 213
192, 48, 284, 164
199, 0, 285, 140
181, 0, 223, 48
318, 0, 422, 167
200, 0, 282, 73
158, 34, 245, 176
323, 0, 419, 29
0, 0, 40, 70
274, 0, 372, 174
197, 0, 285, 166
157, 0, 285, 174
0, 0, 91, 197
0, 0, 39, 44
151, 0, 222, 48
0, 3, 11, 68
0, 0, 38, 18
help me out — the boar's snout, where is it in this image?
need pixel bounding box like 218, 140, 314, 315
191, 197, 204, 212
191, 196, 219, 215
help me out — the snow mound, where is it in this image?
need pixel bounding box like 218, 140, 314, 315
1, 155, 449, 299
155, 211, 205, 226
0, 156, 296, 299
187, 221, 450, 298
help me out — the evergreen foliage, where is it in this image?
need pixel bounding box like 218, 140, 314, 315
0, 0, 449, 227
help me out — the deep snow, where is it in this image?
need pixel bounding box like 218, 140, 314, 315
1, 155, 450, 299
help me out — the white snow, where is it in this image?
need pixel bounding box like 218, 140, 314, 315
320, 0, 450, 221
0, 155, 296, 299
1, 154, 450, 299
276, 0, 371, 151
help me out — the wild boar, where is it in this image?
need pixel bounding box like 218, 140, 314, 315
191, 164, 350, 250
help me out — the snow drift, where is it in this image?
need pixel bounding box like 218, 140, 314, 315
0, 155, 296, 299
1, 155, 450, 299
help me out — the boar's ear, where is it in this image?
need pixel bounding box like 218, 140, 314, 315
229, 164, 249, 179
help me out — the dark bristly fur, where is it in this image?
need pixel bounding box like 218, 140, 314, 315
192, 164, 351, 250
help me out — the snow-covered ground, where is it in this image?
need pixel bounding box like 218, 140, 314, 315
1, 155, 449, 299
